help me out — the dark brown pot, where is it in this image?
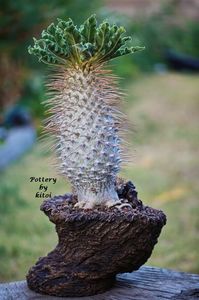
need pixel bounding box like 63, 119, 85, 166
26, 180, 166, 297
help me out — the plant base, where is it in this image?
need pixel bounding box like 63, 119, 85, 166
26, 180, 166, 297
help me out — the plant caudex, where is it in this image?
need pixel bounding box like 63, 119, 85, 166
29, 15, 144, 209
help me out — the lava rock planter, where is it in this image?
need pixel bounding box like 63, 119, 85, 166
27, 181, 166, 297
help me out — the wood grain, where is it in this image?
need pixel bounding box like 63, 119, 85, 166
1, 266, 199, 300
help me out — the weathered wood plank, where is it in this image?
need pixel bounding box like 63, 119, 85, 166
0, 266, 199, 300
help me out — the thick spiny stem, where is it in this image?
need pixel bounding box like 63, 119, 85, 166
45, 66, 124, 208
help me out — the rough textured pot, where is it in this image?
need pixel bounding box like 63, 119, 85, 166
26, 180, 166, 297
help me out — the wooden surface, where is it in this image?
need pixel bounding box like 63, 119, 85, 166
0, 266, 199, 300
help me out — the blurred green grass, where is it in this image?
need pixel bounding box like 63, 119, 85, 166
0, 72, 199, 281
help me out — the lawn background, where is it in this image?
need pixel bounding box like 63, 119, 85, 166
0, 72, 198, 281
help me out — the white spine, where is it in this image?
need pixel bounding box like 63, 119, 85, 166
47, 67, 124, 208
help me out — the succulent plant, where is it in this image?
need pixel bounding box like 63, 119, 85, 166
29, 15, 144, 209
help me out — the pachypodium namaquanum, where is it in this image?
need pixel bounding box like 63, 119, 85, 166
29, 15, 144, 209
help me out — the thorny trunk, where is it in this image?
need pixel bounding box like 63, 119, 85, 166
46, 66, 125, 208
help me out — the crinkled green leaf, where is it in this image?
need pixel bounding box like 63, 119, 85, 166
28, 14, 144, 67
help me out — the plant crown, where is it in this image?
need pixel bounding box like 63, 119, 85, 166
28, 15, 144, 67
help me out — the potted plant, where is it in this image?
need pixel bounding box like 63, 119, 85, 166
27, 15, 166, 297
